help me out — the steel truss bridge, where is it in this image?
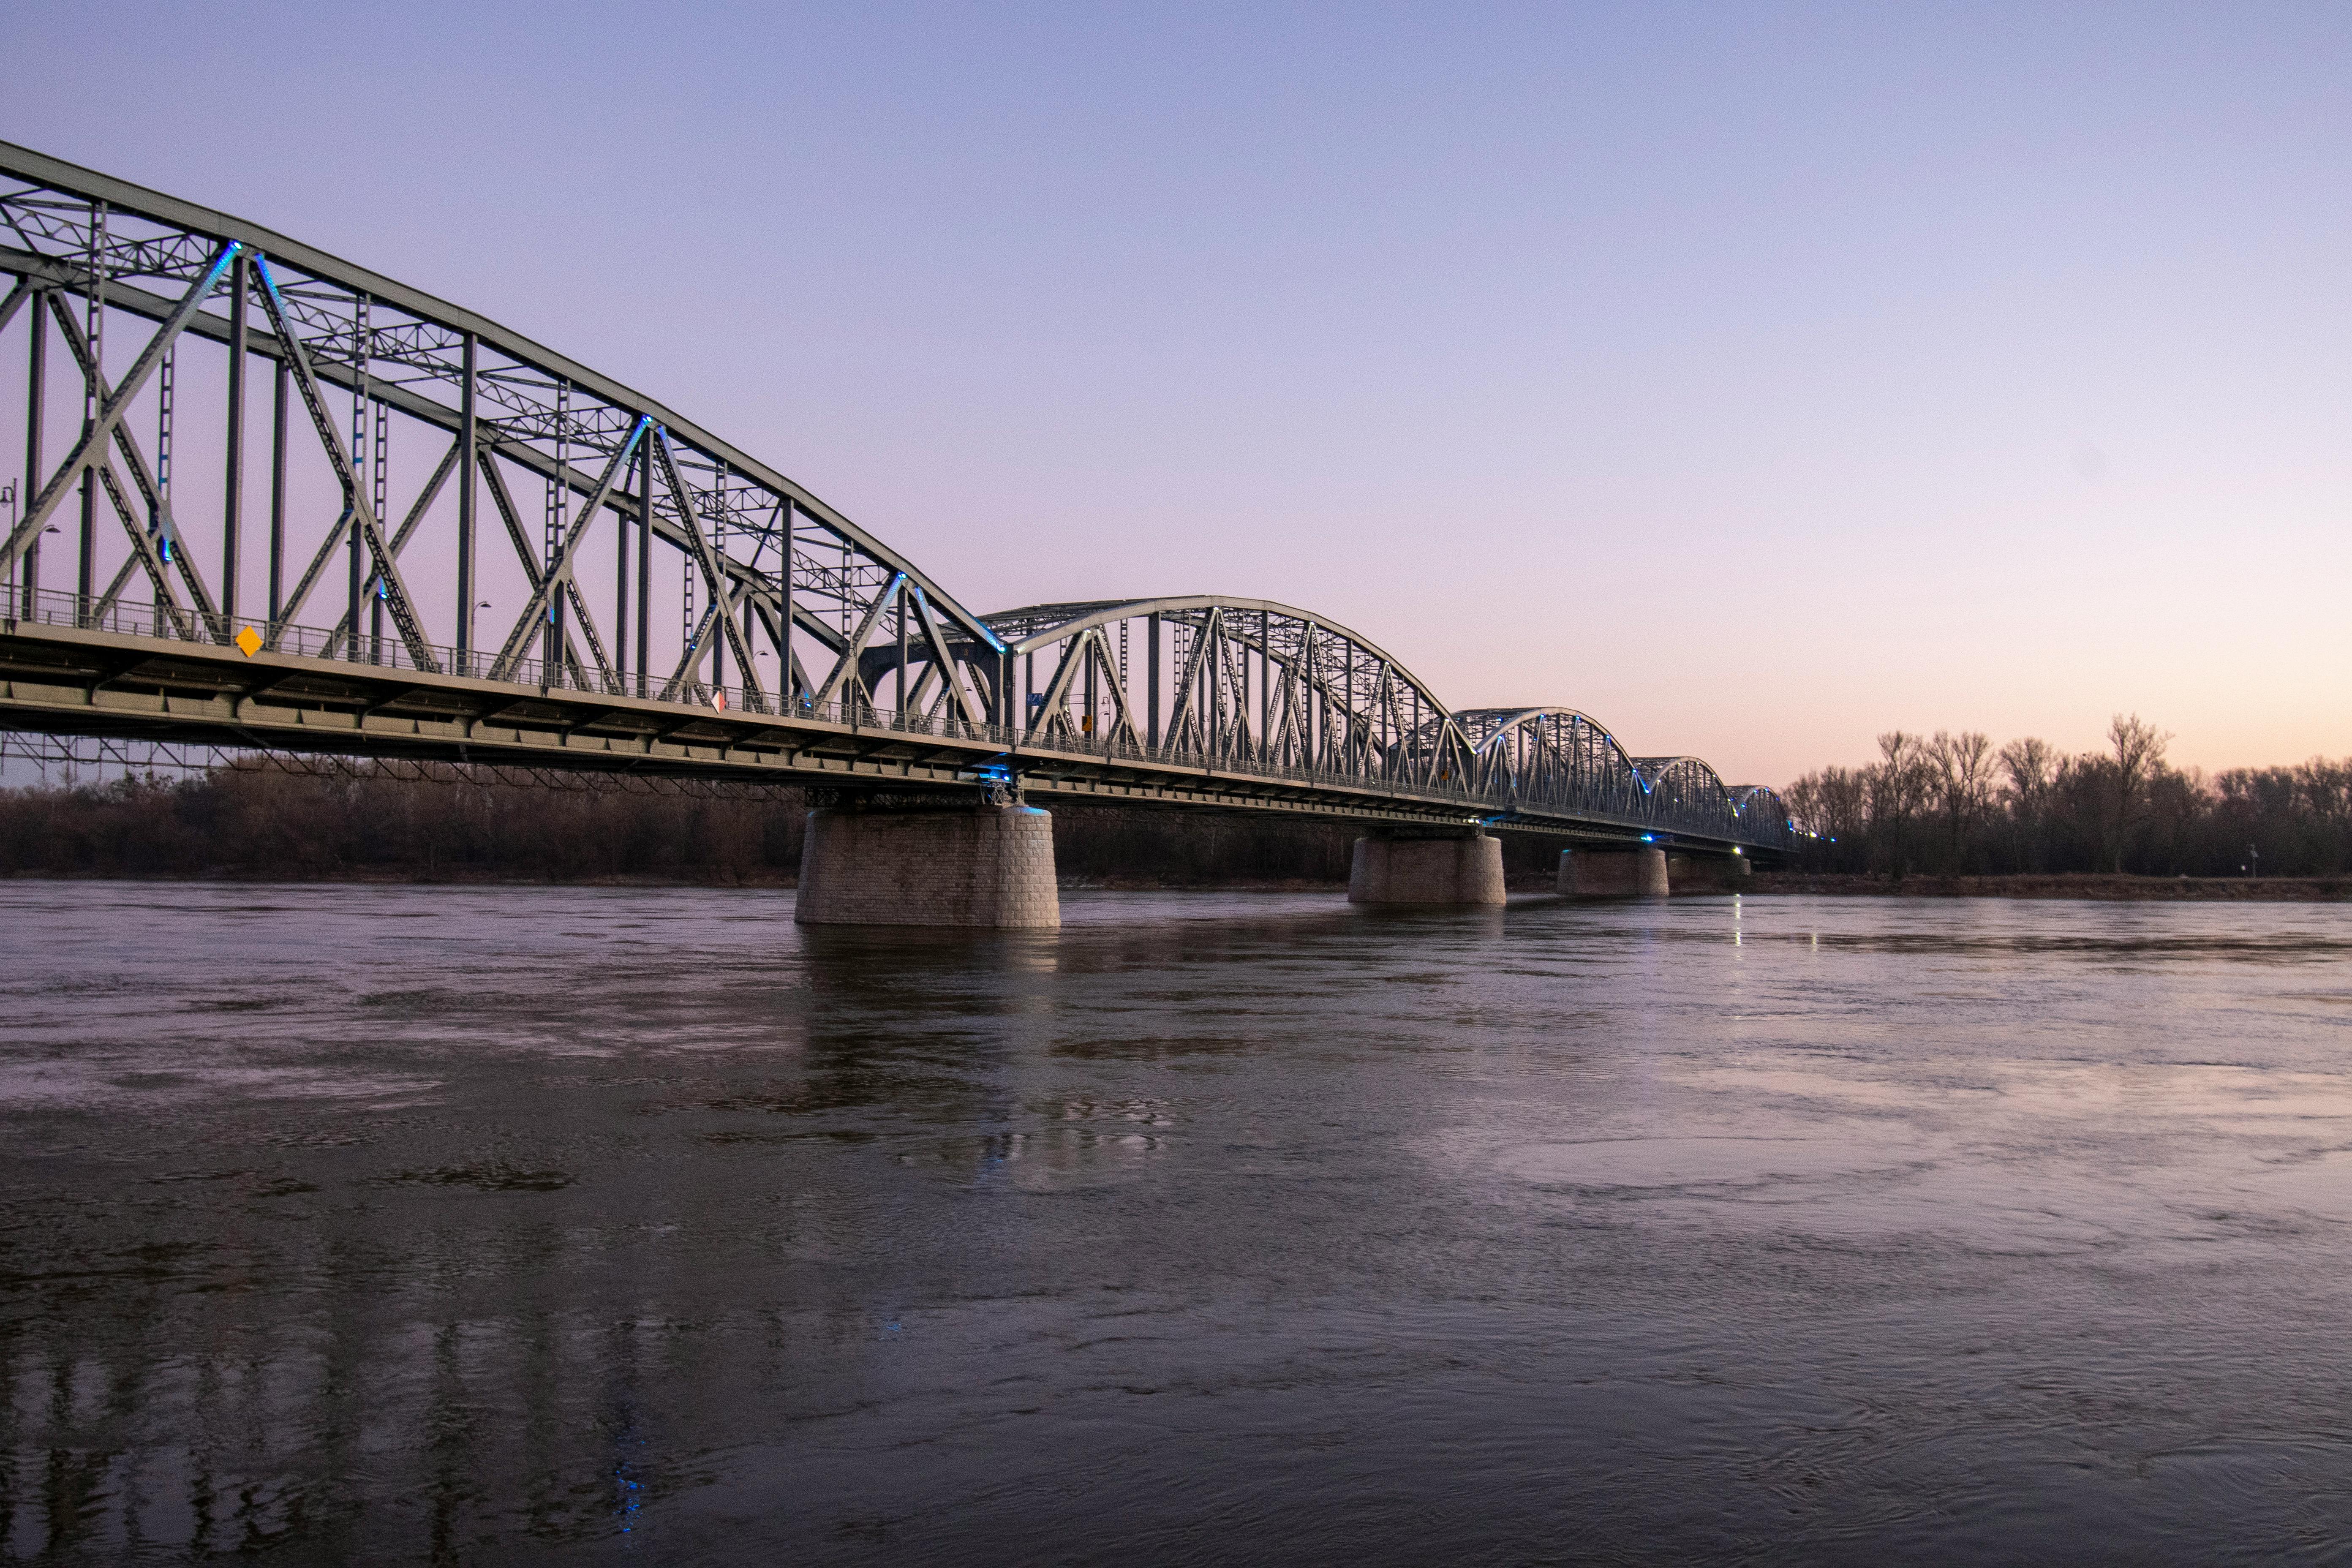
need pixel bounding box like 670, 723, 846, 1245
0, 144, 1791, 857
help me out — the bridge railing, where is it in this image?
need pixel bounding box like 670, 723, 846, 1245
0, 583, 1790, 849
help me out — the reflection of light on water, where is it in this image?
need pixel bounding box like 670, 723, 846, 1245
944, 1116, 1175, 1188
612, 1429, 648, 1537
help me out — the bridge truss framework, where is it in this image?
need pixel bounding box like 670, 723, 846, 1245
0, 142, 1791, 858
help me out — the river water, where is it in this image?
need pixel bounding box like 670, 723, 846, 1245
3, 883, 2351, 1564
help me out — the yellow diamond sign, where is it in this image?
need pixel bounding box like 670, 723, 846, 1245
234, 625, 263, 658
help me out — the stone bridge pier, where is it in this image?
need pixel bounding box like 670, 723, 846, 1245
1348, 829, 1508, 906
1559, 845, 1670, 898
1557, 846, 1751, 897
795, 790, 1060, 929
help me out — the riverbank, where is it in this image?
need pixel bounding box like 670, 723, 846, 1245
6, 867, 2346, 900
1745, 871, 2352, 901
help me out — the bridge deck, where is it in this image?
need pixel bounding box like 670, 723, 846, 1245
0, 608, 1742, 851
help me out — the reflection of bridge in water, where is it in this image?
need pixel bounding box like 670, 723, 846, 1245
0, 143, 1788, 925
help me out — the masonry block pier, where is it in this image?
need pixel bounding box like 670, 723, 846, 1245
1667, 852, 1750, 892
1558, 845, 1671, 898
1349, 830, 1508, 906
795, 795, 1061, 928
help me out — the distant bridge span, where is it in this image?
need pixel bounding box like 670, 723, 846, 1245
0, 144, 1787, 918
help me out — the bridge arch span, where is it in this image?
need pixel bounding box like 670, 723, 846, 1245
1728, 785, 1795, 839
1454, 706, 1648, 820
0, 141, 1792, 865
1630, 756, 1745, 841
978, 596, 1477, 790
0, 139, 1002, 724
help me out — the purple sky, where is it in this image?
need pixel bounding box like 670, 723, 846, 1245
6, 2, 2349, 784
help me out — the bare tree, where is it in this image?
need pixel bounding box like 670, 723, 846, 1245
1786, 765, 1870, 870
1927, 730, 1996, 872
1867, 731, 1930, 878
2105, 713, 2171, 873
2297, 757, 2352, 864
1784, 772, 1827, 837
1781, 718, 2352, 880
1998, 737, 2057, 871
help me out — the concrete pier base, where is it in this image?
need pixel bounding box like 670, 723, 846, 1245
1665, 854, 1747, 893
1559, 846, 1671, 898
795, 804, 1060, 928
1349, 833, 1507, 906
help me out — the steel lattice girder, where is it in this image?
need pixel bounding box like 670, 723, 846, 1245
980, 596, 1472, 783
989, 604, 1792, 846
0, 141, 1008, 709
0, 142, 1792, 854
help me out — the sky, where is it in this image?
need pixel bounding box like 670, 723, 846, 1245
4, 1, 2349, 785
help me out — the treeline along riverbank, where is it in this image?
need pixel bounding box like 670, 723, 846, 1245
5, 711, 2347, 896
1786, 716, 2352, 882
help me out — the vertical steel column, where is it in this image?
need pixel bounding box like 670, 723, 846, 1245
455, 332, 475, 664
613, 431, 629, 689
895, 586, 907, 723
1315, 636, 1327, 769
268, 360, 287, 628
710, 510, 725, 692
221, 254, 246, 626
71, 467, 87, 615
346, 298, 367, 661
1083, 637, 1095, 738
1146, 612, 1160, 749
154, 345, 174, 556
1343, 642, 1354, 773
1305, 629, 1317, 769
680, 516, 695, 693
73, 202, 107, 617
1239, 619, 1249, 759
1299, 625, 1312, 769
21, 287, 44, 617
1258, 609, 1270, 765
778, 501, 795, 707
368, 398, 387, 661
710, 462, 727, 694
634, 429, 651, 697
546, 381, 567, 679
1207, 619, 1220, 759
